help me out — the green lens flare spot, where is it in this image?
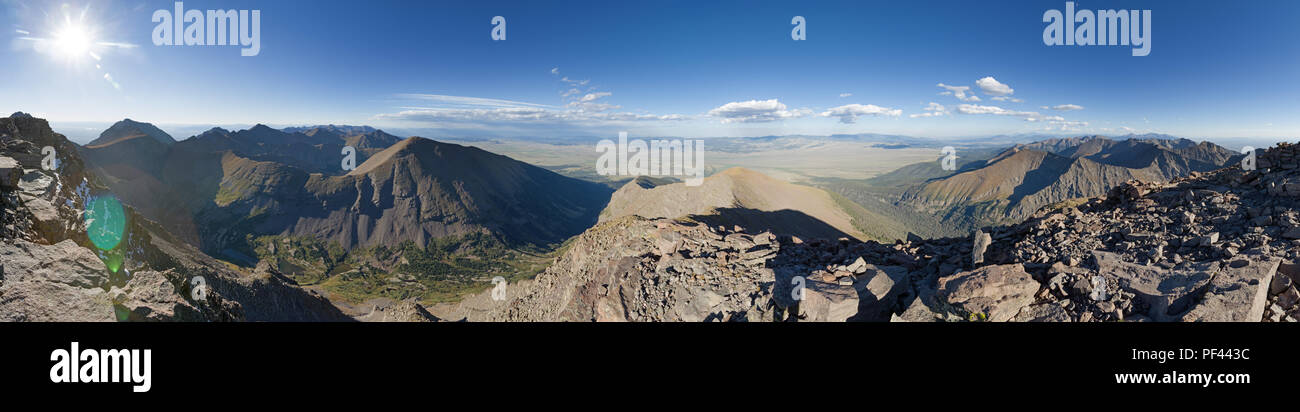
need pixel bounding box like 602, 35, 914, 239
102, 250, 124, 273
84, 195, 126, 251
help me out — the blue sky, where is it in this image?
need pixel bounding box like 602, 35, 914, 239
2, 0, 1298, 144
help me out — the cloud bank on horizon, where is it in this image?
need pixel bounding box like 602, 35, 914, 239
1, 0, 1297, 140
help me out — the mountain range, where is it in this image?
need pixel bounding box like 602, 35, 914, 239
7, 111, 1288, 322
78, 119, 612, 263
886, 135, 1241, 229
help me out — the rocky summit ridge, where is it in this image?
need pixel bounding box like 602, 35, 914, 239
444, 142, 1300, 322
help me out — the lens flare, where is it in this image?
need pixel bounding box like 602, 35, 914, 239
85, 195, 126, 251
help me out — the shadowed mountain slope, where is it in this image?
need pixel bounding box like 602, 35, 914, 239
600, 167, 910, 241
897, 137, 1240, 226
86, 119, 176, 148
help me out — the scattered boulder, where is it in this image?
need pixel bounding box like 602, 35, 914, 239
1014, 303, 1073, 322
972, 230, 991, 266
937, 264, 1038, 322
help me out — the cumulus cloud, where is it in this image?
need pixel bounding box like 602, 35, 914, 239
819, 104, 902, 123
550, 67, 559, 75
975, 76, 1015, 96
1042, 104, 1084, 111
991, 96, 1024, 103
937, 83, 980, 101
707, 99, 810, 123
839, 93, 853, 98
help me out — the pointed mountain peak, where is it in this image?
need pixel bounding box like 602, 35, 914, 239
87, 118, 176, 147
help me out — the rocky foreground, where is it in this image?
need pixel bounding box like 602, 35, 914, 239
437, 142, 1300, 322
0, 114, 350, 321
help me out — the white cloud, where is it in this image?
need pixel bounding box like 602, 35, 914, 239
1042, 104, 1084, 111
561, 76, 590, 86
550, 67, 559, 75
955, 104, 1032, 116
937, 83, 980, 101
569, 102, 621, 112
955, 104, 1072, 123
839, 93, 853, 98
991, 96, 1023, 103
975, 76, 1015, 96
1046, 120, 1089, 131
909, 102, 948, 118
819, 104, 902, 123
707, 99, 810, 123
579, 92, 612, 102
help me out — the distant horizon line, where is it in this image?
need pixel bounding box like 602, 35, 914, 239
18, 113, 1295, 148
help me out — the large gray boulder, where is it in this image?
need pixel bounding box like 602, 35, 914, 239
972, 230, 992, 266
1181, 258, 1280, 322
0, 156, 18, 189
799, 279, 861, 322
1094, 251, 1214, 321
113, 270, 205, 322
853, 264, 911, 321
0, 239, 115, 321
937, 264, 1039, 322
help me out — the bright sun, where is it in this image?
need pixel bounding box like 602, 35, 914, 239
52, 23, 94, 59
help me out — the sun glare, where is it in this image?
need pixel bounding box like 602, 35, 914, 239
52, 23, 93, 59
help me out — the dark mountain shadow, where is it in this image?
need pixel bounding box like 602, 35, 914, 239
688, 207, 913, 322
1004, 153, 1073, 210
688, 207, 853, 241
